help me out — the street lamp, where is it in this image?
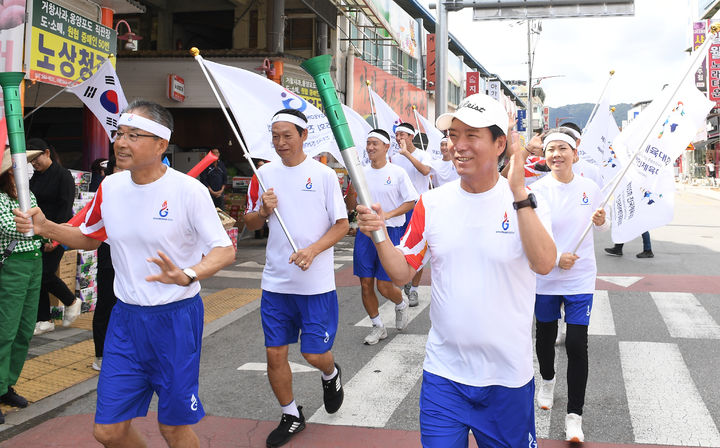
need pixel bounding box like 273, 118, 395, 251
115, 19, 143, 51
555, 116, 570, 128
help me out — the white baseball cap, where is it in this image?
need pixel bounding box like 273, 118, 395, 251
436, 93, 508, 136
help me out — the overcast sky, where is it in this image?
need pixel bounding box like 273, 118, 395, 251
439, 0, 695, 107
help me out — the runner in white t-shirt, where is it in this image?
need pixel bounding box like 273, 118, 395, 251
357, 93, 556, 448
530, 128, 608, 443
390, 122, 431, 307
351, 129, 418, 345
428, 137, 459, 187
14, 100, 236, 448
244, 109, 349, 448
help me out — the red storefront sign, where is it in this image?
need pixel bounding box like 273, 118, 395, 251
466, 72, 480, 97
426, 34, 435, 91
708, 41, 720, 107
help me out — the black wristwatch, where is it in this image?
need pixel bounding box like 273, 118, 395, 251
513, 193, 537, 211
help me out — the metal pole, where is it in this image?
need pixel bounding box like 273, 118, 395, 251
412, 106, 426, 151
191, 49, 299, 252
435, 0, 448, 118
526, 20, 533, 142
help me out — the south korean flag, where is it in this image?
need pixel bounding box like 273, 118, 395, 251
67, 59, 128, 141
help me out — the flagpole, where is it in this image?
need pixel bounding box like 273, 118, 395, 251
366, 81, 378, 128
581, 70, 615, 134
412, 106, 427, 152
190, 47, 299, 253
24, 54, 114, 119
571, 29, 716, 253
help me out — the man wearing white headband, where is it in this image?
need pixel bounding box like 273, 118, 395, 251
356, 93, 556, 448
560, 122, 602, 188
244, 108, 348, 448
390, 121, 431, 307
531, 127, 608, 442
351, 129, 417, 345
427, 136, 459, 186
14, 100, 236, 447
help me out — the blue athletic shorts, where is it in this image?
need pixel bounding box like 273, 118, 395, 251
419, 371, 536, 448
95, 295, 205, 426
353, 226, 403, 281
261, 290, 338, 354
535, 293, 594, 326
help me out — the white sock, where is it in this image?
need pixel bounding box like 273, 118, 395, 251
395, 300, 408, 310
321, 366, 338, 381
410, 285, 419, 293
281, 400, 300, 418
370, 315, 383, 327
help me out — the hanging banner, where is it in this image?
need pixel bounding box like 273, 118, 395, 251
26, 0, 117, 87
426, 34, 435, 90
0, 0, 27, 151
694, 21, 709, 92
466, 72, 480, 97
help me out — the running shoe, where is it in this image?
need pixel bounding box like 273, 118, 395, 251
565, 413, 584, 442
92, 357, 102, 371
408, 290, 419, 307
537, 377, 555, 410
396, 299, 409, 331
364, 325, 387, 345
604, 247, 623, 257
34, 321, 55, 335
0, 387, 28, 408
266, 406, 306, 447
636, 251, 654, 258
322, 363, 344, 414
63, 299, 82, 327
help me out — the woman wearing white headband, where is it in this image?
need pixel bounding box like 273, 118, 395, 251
13, 99, 236, 448
530, 128, 608, 442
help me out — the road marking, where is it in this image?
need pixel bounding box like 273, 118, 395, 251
650, 292, 720, 339
620, 341, 720, 446
597, 276, 643, 287
215, 270, 262, 279
588, 290, 615, 336
237, 361, 316, 374
236, 261, 265, 268
309, 334, 427, 427
354, 286, 430, 328
334, 263, 344, 271
334, 255, 354, 262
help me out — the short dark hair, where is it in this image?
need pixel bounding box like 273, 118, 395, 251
273, 108, 308, 135
396, 123, 415, 134
123, 99, 174, 132
369, 129, 390, 141
559, 121, 581, 134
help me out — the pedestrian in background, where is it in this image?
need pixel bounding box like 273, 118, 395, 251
199, 148, 227, 210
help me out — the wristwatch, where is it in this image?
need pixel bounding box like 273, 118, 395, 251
512, 193, 537, 211
182, 268, 198, 285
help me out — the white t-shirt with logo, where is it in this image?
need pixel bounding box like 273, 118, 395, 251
364, 162, 418, 228
428, 159, 459, 187
573, 158, 602, 188
80, 168, 232, 306
391, 147, 431, 196
249, 157, 347, 295
399, 176, 553, 388
531, 174, 603, 295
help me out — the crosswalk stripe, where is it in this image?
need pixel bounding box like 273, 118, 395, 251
309, 334, 427, 427
334, 255, 354, 262
588, 290, 615, 336
650, 292, 720, 339
619, 341, 720, 446
215, 270, 262, 279
354, 286, 431, 328
236, 261, 265, 268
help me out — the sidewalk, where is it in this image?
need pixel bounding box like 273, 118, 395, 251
676, 180, 720, 201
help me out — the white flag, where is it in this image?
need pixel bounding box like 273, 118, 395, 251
577, 95, 621, 187
369, 90, 403, 157
414, 110, 445, 160
342, 105, 373, 166
609, 77, 713, 243
67, 60, 128, 141
202, 59, 344, 165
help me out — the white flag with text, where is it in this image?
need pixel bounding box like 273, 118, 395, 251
577, 95, 621, 187
414, 110, 444, 160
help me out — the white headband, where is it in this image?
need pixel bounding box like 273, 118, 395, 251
367, 131, 390, 144
440, 137, 449, 143
543, 132, 577, 150
118, 113, 172, 141
395, 124, 415, 135
560, 126, 581, 139
272, 113, 308, 129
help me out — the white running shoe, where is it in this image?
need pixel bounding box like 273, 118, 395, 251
34, 321, 55, 336
92, 357, 102, 371
363, 325, 387, 345
555, 321, 566, 345
537, 378, 556, 410
395, 299, 409, 331
565, 413, 584, 442
407, 290, 419, 307
62, 299, 82, 327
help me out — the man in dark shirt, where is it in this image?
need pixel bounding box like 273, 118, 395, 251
199, 148, 227, 210
27, 138, 80, 333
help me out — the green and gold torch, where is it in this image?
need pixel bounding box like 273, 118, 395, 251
300, 55, 385, 243
0, 72, 33, 236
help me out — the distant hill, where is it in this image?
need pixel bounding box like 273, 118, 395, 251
548, 103, 631, 130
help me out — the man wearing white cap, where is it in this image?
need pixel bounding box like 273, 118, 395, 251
14, 100, 236, 448
390, 122, 431, 307
428, 137, 459, 187
244, 108, 348, 448
356, 93, 556, 447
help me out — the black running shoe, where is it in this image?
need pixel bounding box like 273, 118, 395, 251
0, 387, 28, 408
266, 406, 305, 448
604, 247, 623, 257
0, 409, 4, 425
322, 363, 344, 414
